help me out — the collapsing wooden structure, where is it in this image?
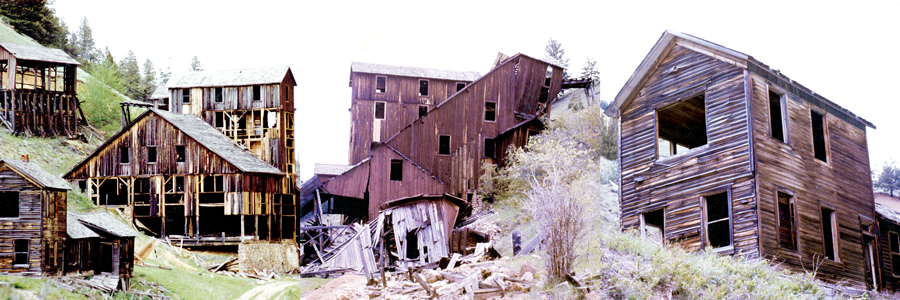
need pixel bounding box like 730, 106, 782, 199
0, 158, 69, 276
0, 42, 81, 137
874, 193, 900, 291
65, 212, 137, 291
606, 31, 879, 289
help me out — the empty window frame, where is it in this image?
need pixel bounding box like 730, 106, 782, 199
456, 82, 466, 92
776, 191, 797, 251
202, 175, 224, 192
418, 105, 428, 118
175, 145, 186, 163
438, 135, 451, 155
252, 85, 262, 101
0, 192, 19, 218
657, 94, 707, 159
418, 79, 429, 96
13, 239, 28, 265
703, 191, 732, 250
821, 206, 839, 261
147, 146, 157, 164
484, 138, 495, 158
640, 209, 665, 246
374, 102, 386, 120
890, 232, 900, 276
119, 147, 130, 164
182, 89, 191, 104
215, 87, 223, 103
811, 111, 827, 162
485, 102, 496, 121
390, 159, 403, 181
376, 76, 386, 93
768, 88, 787, 143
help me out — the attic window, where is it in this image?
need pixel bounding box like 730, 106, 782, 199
147, 146, 157, 164
418, 105, 428, 118
484, 102, 496, 122
376, 76, 386, 93
374, 102, 386, 120
119, 147, 130, 164
768, 89, 787, 143
657, 94, 707, 159
0, 192, 19, 218
252, 85, 261, 101
418, 79, 429, 96
438, 135, 450, 155
484, 138, 495, 158
182, 89, 191, 104
215, 87, 223, 103
390, 159, 403, 181
456, 82, 466, 92
703, 191, 732, 250
175, 145, 186, 163
811, 111, 827, 162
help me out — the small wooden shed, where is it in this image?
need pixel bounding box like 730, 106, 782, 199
0, 158, 69, 276
64, 212, 137, 290
378, 194, 466, 269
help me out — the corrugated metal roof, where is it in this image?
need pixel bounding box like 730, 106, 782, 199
67, 212, 100, 239
71, 212, 137, 237
351, 62, 480, 81
153, 110, 283, 174
0, 42, 80, 65
167, 67, 293, 88
314, 163, 354, 176
0, 159, 70, 190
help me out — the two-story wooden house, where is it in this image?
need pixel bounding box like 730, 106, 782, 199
0, 42, 80, 137
606, 31, 878, 288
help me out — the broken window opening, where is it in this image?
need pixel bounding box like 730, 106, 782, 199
252, 85, 261, 101
456, 82, 466, 92
0, 192, 19, 218
390, 159, 403, 181
215, 87, 223, 103
175, 176, 185, 193
811, 111, 827, 162
890, 232, 900, 276
418, 79, 429, 96
438, 135, 450, 155
418, 105, 428, 118
77, 180, 87, 192
768, 89, 786, 143
13, 239, 28, 265
119, 147, 130, 164
175, 145, 186, 163
485, 102, 496, 122
777, 191, 797, 251
376, 76, 386, 93
641, 209, 665, 246
484, 138, 495, 158
374, 102, 386, 120
703, 191, 731, 249
202, 175, 224, 192
215, 112, 225, 128
405, 231, 419, 260
182, 89, 190, 104
147, 146, 157, 164
657, 94, 707, 159
821, 207, 838, 261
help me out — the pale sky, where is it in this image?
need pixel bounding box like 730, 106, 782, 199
50, 0, 900, 178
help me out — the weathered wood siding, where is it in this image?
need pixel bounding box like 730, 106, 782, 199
348, 73, 470, 164
0, 165, 65, 276
619, 44, 758, 255
0, 46, 79, 137
750, 73, 876, 286
878, 219, 900, 290
365, 146, 447, 219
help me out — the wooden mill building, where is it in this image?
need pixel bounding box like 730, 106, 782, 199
64, 109, 295, 244
0, 42, 81, 137
318, 53, 564, 221
347, 62, 480, 164
605, 31, 878, 289
0, 158, 69, 276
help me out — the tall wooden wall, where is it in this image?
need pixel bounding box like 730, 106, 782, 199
0, 48, 79, 137
0, 165, 66, 276
749, 72, 876, 286
618, 44, 758, 255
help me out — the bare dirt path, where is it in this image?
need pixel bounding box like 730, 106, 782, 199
300, 274, 367, 300
236, 280, 301, 300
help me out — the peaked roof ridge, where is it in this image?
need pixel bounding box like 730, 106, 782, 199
168, 66, 294, 88
0, 159, 70, 190
0, 41, 80, 65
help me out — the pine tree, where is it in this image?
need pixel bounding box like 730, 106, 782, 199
544, 38, 570, 79
158, 66, 172, 86
118, 51, 141, 100
73, 17, 99, 67
190, 56, 204, 72
581, 57, 599, 82
875, 161, 900, 197
139, 59, 157, 101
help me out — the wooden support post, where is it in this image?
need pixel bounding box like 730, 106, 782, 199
240, 215, 245, 240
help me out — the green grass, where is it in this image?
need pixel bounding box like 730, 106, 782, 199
0, 20, 41, 46
279, 278, 332, 299
133, 264, 257, 300
0, 275, 84, 300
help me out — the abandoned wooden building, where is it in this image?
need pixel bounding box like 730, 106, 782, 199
0, 158, 69, 276
875, 193, 900, 291
605, 31, 878, 289
64, 109, 296, 244
0, 42, 81, 137
65, 212, 137, 291
347, 62, 480, 165
314, 53, 563, 223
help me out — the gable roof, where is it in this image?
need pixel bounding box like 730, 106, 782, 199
351, 62, 481, 82
0, 159, 70, 190
64, 109, 282, 178
150, 85, 169, 100
70, 212, 137, 238
0, 42, 80, 65
168, 66, 296, 88
604, 30, 875, 130
67, 212, 100, 239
